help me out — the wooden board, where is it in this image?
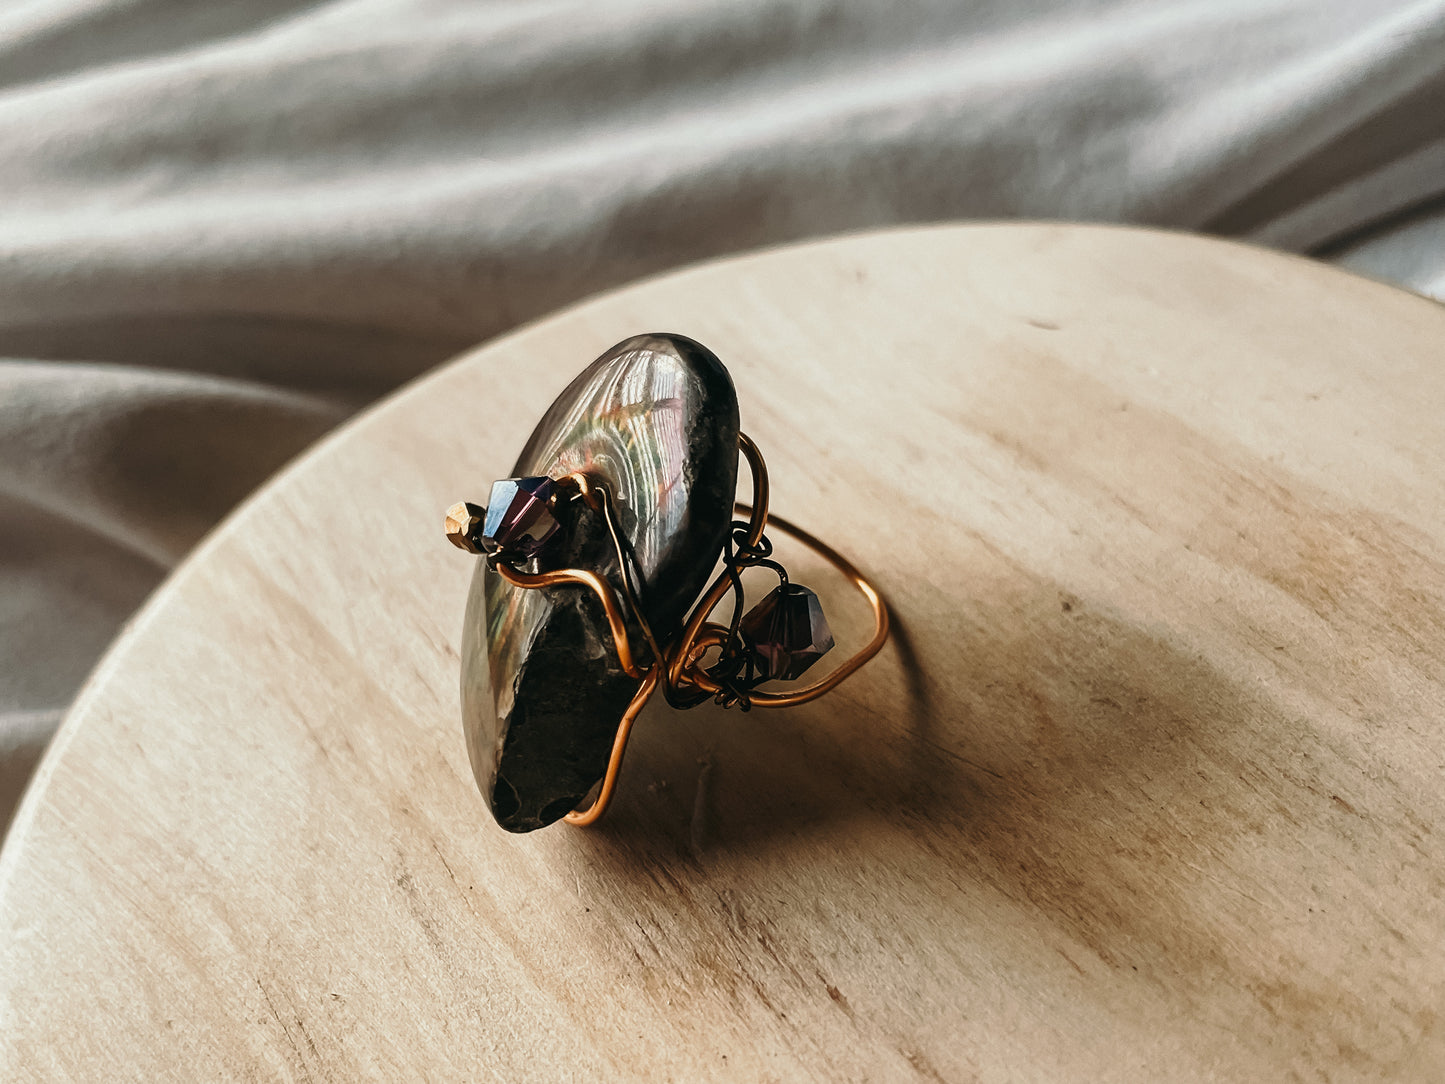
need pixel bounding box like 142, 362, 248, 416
2, 224, 1444, 1081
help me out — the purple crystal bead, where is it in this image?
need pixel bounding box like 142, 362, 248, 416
481, 476, 560, 557
740, 583, 835, 682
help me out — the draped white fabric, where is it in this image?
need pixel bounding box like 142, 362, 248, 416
2, 0, 1442, 832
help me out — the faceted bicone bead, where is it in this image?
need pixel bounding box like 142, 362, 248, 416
740, 583, 835, 682
481, 476, 560, 557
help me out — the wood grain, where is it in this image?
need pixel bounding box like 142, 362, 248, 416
2, 224, 1443, 1082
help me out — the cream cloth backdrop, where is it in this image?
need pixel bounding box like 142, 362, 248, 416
2, 0, 1443, 833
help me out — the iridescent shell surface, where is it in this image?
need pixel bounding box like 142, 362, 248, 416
461, 334, 739, 831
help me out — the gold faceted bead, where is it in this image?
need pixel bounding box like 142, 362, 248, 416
445, 501, 487, 553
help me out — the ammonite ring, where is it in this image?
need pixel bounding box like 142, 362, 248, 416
445, 333, 889, 832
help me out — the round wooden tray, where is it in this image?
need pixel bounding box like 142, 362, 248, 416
3, 225, 1443, 1081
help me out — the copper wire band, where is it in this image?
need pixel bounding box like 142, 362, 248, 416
494, 432, 889, 825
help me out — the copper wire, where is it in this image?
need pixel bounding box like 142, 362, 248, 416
562, 667, 660, 827
674, 504, 890, 708
490, 432, 889, 825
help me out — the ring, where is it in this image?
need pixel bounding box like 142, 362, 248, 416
444, 333, 890, 832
